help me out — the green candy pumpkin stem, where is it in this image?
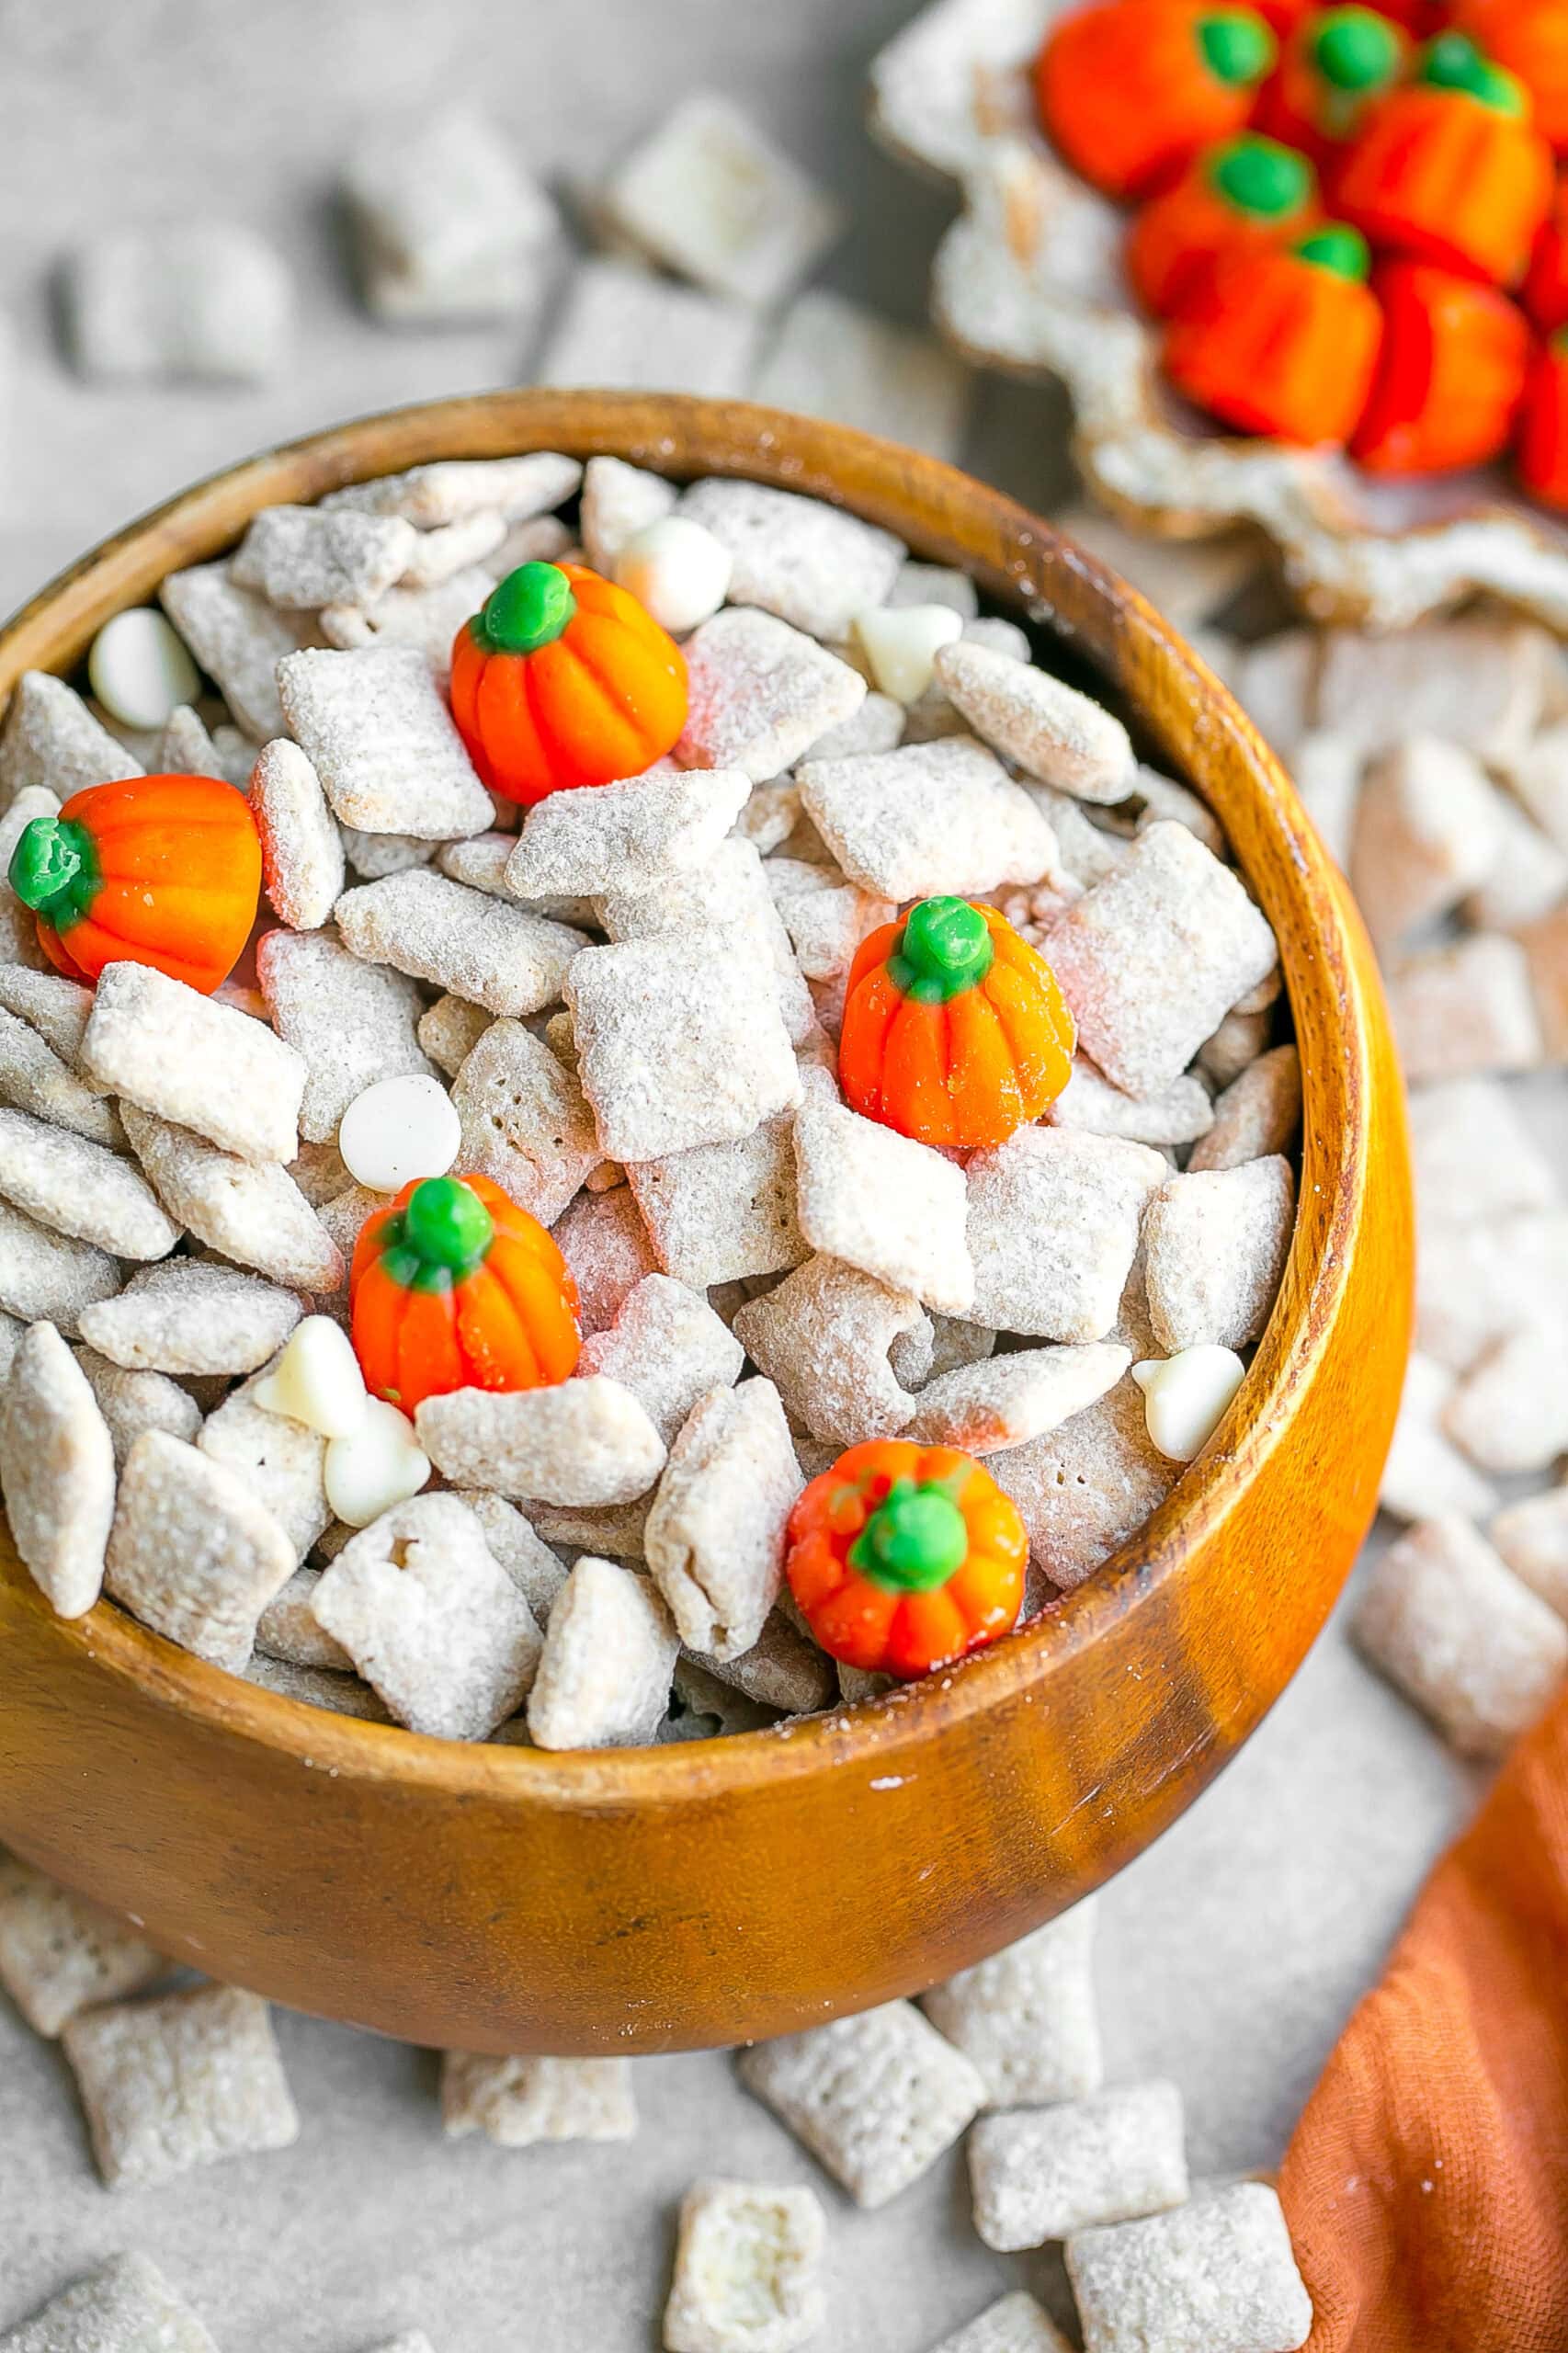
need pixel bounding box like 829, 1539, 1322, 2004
478, 562, 578, 656
380, 1176, 495, 1293
1421, 29, 1526, 116
8, 816, 99, 930
1198, 9, 1276, 89
1210, 137, 1312, 222
889, 896, 994, 1004
1312, 6, 1400, 95
850, 1478, 971, 1594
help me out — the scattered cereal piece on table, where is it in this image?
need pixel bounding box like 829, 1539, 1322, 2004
450, 1018, 601, 1226
199, 1367, 333, 1563
1187, 1046, 1301, 1175
416, 1375, 666, 1505
527, 1554, 679, 1750
567, 931, 801, 1163
84, 962, 305, 1165
1517, 902, 1568, 1063
1443, 1327, 1568, 1478
965, 1130, 1166, 1343
232, 506, 416, 610
627, 1113, 806, 1290
441, 2051, 635, 2144
799, 739, 1055, 901
61, 1984, 299, 2191
907, 1344, 1131, 1454
64, 224, 292, 384
0, 670, 142, 806
678, 608, 868, 782
733, 1255, 924, 1446
970, 2080, 1187, 2251
1463, 788, 1568, 932
335, 870, 586, 1017
504, 767, 745, 903
1355, 1516, 1568, 1757
926, 2293, 1073, 2353
538, 256, 763, 398
924, 1901, 1101, 2108
1349, 738, 1502, 952
739, 2001, 985, 2209
256, 926, 435, 1145
1046, 825, 1278, 1098
580, 1274, 744, 1447
79, 1260, 302, 1378
1492, 1487, 1568, 1621
0, 2255, 221, 2353
935, 640, 1134, 804
1046, 1060, 1213, 1150
1380, 1352, 1498, 1524
581, 455, 678, 574
0, 1855, 165, 2038
0, 1107, 178, 1261
121, 1106, 343, 1292
106, 1430, 297, 1668
793, 1096, 973, 1313
755, 286, 973, 460
1388, 936, 1543, 1084
644, 1378, 801, 1660
663, 2177, 826, 2353
312, 1492, 540, 1739
250, 739, 347, 930
1065, 2182, 1312, 2353
1316, 620, 1549, 766
0, 1199, 120, 1332
0, 1005, 122, 1148
343, 102, 560, 324
1142, 1156, 1296, 1354
159, 563, 322, 744
679, 480, 901, 642
0, 1321, 115, 1620
255, 1566, 353, 1671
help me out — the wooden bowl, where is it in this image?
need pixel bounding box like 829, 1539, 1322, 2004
0, 392, 1411, 2055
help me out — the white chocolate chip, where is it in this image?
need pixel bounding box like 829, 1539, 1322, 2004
1131, 1346, 1246, 1463
253, 1315, 369, 1441
323, 1395, 430, 1527
613, 516, 732, 636
853, 603, 963, 704
86, 608, 201, 733
337, 1073, 461, 1192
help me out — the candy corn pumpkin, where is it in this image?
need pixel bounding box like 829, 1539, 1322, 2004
1336, 31, 1553, 286
1351, 259, 1530, 472
1128, 134, 1318, 317
837, 897, 1076, 1152
351, 1171, 581, 1415
1036, 0, 1278, 199
1517, 333, 1568, 510
785, 1438, 1029, 1680
1525, 177, 1568, 333
1450, 1, 1568, 154
1254, 6, 1411, 169
449, 560, 687, 806
8, 772, 260, 995
1165, 224, 1383, 444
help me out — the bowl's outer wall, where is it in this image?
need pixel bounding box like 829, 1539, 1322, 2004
0, 393, 1412, 2053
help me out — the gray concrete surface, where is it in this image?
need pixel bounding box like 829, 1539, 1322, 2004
0, 4, 1474, 2347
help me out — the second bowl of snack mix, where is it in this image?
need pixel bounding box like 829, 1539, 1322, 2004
0, 391, 1410, 2053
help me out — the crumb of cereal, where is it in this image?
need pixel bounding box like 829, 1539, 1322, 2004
441, 2051, 636, 2145
739, 2001, 984, 2209
62, 1984, 299, 2190
0, 2255, 221, 2353
664, 2176, 826, 2353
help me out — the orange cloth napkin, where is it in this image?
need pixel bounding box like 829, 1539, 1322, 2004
1278, 1684, 1568, 2352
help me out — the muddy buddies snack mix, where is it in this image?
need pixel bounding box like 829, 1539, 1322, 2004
0, 451, 1294, 1752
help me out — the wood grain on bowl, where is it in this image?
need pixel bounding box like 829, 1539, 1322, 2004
0, 392, 1412, 2054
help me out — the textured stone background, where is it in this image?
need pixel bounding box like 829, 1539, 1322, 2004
0, 3, 1471, 2347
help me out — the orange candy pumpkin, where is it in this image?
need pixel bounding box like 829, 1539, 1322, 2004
1254, 6, 1412, 170
7, 772, 261, 995
1351, 259, 1530, 473
1036, 0, 1278, 200
1517, 333, 1568, 511
1450, 0, 1568, 154
837, 897, 1075, 1153
786, 1438, 1029, 1681
1128, 134, 1319, 317
351, 1171, 581, 1416
1525, 176, 1568, 333
1336, 32, 1554, 287
1164, 225, 1384, 444
449, 560, 687, 806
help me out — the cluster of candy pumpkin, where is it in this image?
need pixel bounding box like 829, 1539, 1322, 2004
1038, 0, 1568, 504
7, 558, 1077, 1678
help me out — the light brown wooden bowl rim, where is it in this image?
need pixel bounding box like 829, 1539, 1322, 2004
0, 388, 1386, 1817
